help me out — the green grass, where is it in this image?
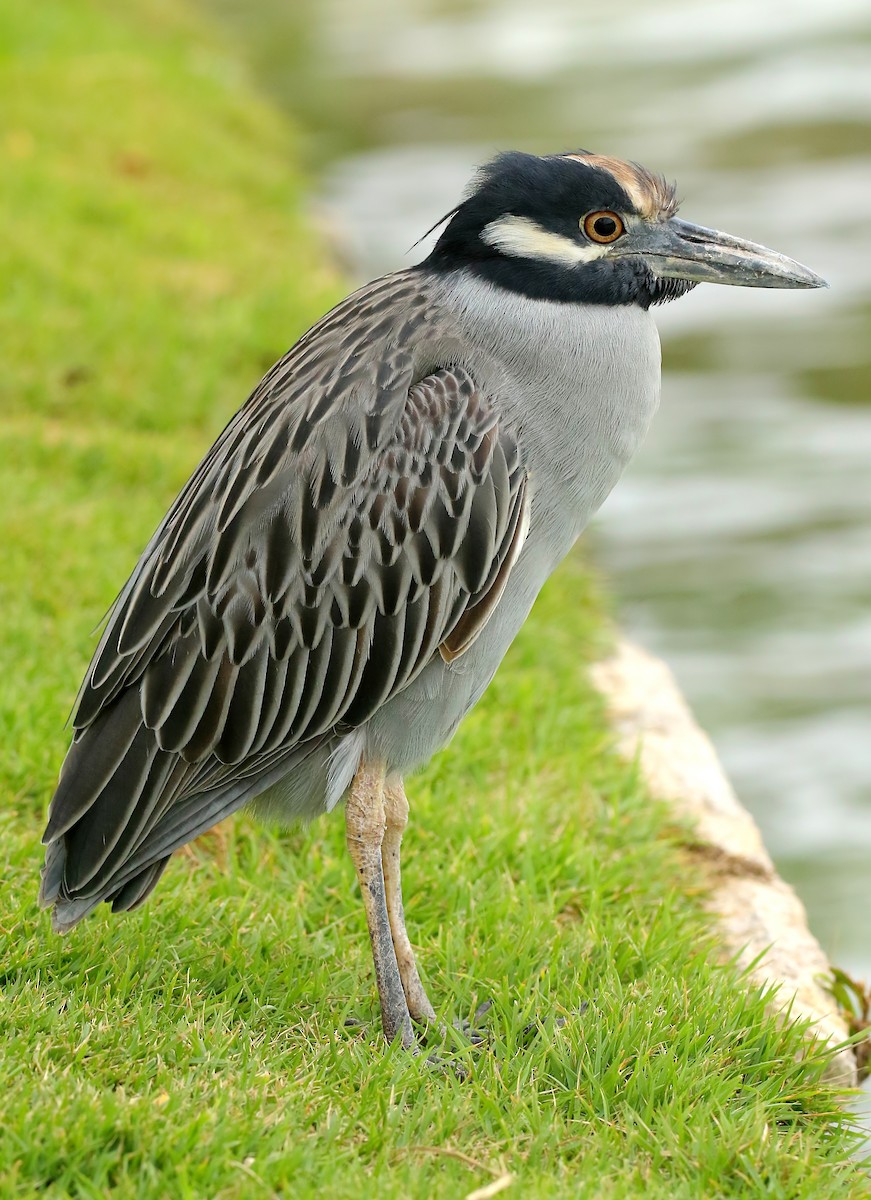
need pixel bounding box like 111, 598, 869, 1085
0, 1, 867, 1196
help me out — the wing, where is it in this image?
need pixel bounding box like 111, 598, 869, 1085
41, 274, 529, 924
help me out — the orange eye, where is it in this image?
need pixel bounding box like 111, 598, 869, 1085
582, 210, 625, 243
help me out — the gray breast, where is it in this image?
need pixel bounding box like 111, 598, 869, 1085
432, 270, 661, 539
362, 271, 662, 775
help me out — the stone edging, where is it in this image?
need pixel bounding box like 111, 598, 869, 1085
589, 639, 858, 1089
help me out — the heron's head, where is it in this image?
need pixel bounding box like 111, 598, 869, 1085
425, 150, 827, 308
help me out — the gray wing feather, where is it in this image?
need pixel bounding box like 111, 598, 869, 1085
41, 272, 529, 927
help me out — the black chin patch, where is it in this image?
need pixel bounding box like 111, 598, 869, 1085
422, 253, 697, 309
646, 274, 698, 306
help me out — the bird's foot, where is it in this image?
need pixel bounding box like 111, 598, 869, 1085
433, 996, 588, 1054
445, 997, 493, 1047
342, 994, 486, 1073
518, 999, 587, 1048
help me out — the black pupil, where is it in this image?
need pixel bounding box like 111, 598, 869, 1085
593, 215, 618, 237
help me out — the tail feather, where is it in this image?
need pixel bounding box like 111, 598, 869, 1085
39, 686, 233, 930
110, 857, 171, 913
40, 688, 329, 931
43, 690, 142, 844
50, 887, 104, 934
38, 840, 66, 909
62, 736, 176, 893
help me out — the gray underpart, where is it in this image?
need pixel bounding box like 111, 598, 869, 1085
362, 272, 660, 773
256, 273, 660, 822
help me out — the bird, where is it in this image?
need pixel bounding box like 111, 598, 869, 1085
39, 149, 826, 1052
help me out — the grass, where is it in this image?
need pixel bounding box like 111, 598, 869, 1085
0, 0, 868, 1196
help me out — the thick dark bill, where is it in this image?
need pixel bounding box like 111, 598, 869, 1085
630, 217, 828, 290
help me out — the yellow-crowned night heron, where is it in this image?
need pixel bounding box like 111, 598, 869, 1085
40, 150, 825, 1051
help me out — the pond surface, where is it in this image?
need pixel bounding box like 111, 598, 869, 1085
202, 0, 871, 984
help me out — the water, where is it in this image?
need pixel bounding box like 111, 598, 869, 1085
202, 0, 871, 983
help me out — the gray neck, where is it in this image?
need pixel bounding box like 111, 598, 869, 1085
430, 270, 662, 557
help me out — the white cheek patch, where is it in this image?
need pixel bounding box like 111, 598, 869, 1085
481, 215, 610, 266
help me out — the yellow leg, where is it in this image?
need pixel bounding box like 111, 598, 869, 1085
345, 760, 415, 1048
382, 777, 437, 1024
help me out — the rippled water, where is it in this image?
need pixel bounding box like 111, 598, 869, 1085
203, 0, 871, 984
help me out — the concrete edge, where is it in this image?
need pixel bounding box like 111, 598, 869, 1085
589, 638, 859, 1089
